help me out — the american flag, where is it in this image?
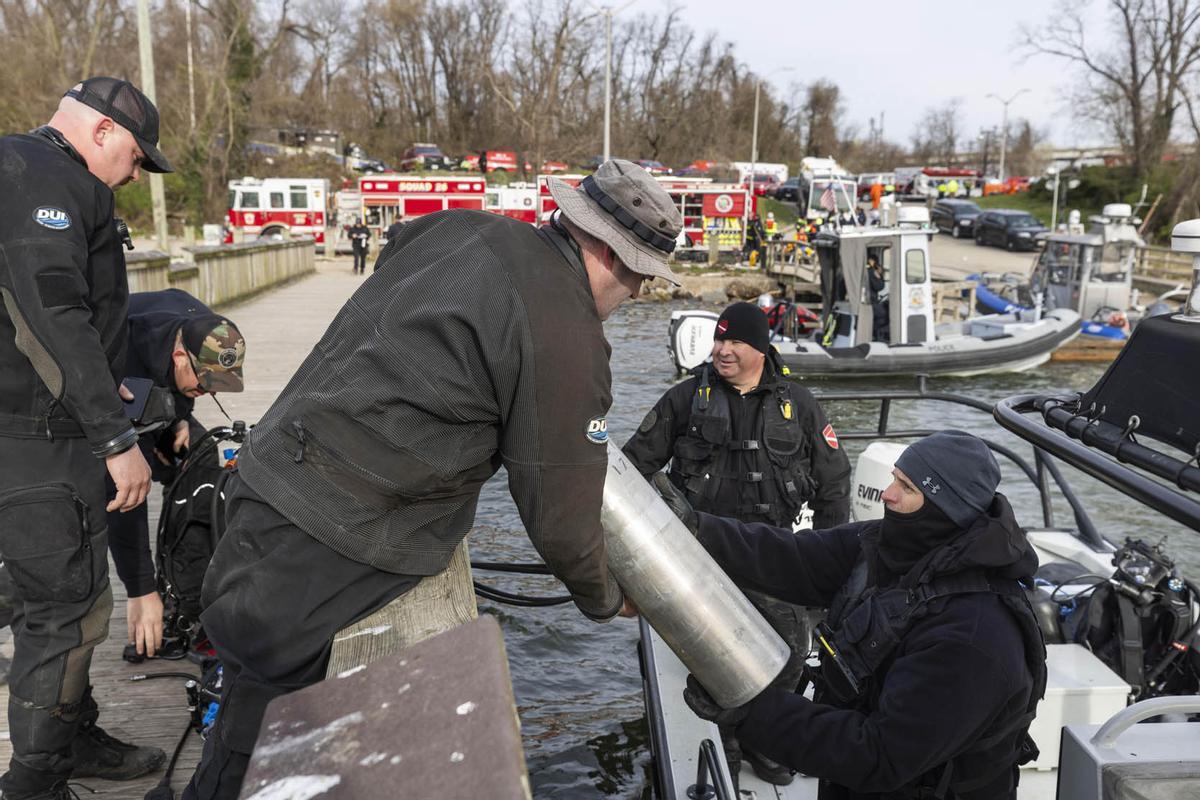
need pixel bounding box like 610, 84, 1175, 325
819, 185, 836, 212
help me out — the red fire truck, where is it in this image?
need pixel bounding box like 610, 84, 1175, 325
225, 177, 329, 243
359, 175, 486, 235
537, 175, 749, 257
485, 183, 539, 224
658, 177, 749, 257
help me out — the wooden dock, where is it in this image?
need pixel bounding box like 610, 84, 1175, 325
0, 257, 365, 797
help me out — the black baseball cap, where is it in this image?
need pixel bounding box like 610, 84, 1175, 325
65, 77, 172, 173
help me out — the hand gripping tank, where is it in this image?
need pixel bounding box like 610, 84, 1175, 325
601, 442, 789, 707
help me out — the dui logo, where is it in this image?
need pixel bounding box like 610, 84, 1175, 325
585, 415, 608, 445
33, 207, 71, 230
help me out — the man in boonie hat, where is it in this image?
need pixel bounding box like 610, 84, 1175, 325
181, 160, 680, 799
547, 158, 684, 308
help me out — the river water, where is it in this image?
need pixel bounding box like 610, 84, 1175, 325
467, 299, 1200, 799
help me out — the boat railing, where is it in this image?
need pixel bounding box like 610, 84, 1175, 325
687, 739, 737, 800
807, 375, 1104, 547
993, 393, 1200, 532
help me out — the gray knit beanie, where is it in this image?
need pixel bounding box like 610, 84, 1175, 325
895, 430, 1001, 527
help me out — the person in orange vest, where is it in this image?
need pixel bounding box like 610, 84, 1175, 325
869, 181, 884, 210
764, 211, 779, 237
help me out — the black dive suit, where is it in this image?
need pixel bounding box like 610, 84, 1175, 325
106, 289, 223, 598
696, 494, 1046, 800
623, 357, 851, 774
184, 210, 625, 800
0, 128, 137, 792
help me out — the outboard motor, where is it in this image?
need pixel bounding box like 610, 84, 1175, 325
849, 441, 907, 521
667, 309, 718, 374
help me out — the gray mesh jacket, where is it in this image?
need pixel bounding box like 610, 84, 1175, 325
237, 209, 623, 620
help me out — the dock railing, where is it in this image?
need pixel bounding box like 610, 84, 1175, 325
1134, 245, 1193, 293
125, 238, 317, 308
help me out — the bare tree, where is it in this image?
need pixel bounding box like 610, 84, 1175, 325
802, 80, 842, 156
1022, 0, 1200, 177
910, 100, 964, 164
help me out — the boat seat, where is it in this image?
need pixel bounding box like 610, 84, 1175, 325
1103, 762, 1200, 799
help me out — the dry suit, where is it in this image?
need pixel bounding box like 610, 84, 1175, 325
623, 357, 850, 775
184, 209, 624, 800
106, 289, 223, 599
0, 127, 138, 793
696, 494, 1046, 800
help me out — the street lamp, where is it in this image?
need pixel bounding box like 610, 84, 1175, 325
987, 89, 1028, 183
594, 0, 636, 162
748, 67, 795, 197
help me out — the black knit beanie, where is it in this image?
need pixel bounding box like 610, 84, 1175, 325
714, 302, 770, 354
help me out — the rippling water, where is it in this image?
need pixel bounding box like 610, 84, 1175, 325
467, 299, 1200, 799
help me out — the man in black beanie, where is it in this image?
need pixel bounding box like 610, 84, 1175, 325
674, 430, 1048, 799
623, 300, 850, 786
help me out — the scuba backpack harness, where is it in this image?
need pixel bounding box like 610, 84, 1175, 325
670, 364, 815, 527
813, 554, 1048, 799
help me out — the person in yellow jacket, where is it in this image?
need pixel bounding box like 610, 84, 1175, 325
764, 211, 779, 237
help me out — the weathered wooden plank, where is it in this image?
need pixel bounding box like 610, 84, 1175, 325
326, 539, 478, 676
241, 616, 530, 800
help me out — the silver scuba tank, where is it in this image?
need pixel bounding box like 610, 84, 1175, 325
601, 442, 790, 708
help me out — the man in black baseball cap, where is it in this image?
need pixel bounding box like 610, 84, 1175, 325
65, 77, 172, 174
0, 78, 171, 799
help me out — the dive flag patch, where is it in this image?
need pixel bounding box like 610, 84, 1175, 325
715, 319, 728, 335
822, 423, 839, 450
586, 415, 608, 445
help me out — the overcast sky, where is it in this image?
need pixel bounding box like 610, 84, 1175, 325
619, 0, 1111, 149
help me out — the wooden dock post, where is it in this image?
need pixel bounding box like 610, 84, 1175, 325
326, 538, 478, 676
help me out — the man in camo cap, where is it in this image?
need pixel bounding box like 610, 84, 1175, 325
105, 289, 245, 663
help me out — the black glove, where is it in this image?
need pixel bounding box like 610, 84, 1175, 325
652, 472, 698, 535
683, 674, 751, 727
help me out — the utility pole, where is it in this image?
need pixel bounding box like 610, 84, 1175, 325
185, 0, 196, 134
987, 89, 1028, 183
603, 9, 612, 161
598, 0, 635, 162
136, 0, 169, 252
749, 79, 760, 197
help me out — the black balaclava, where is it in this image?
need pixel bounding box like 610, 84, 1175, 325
877, 499, 962, 578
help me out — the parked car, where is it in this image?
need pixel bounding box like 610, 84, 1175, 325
676, 159, 717, 176
460, 150, 520, 172
397, 143, 454, 171
742, 173, 779, 197
636, 159, 672, 175
931, 199, 983, 238
540, 160, 569, 174
344, 142, 387, 173
974, 209, 1048, 251
774, 177, 801, 202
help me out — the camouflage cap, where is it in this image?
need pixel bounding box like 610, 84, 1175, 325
187, 321, 245, 393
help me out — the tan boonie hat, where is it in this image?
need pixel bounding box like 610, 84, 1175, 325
182, 320, 245, 393
548, 159, 684, 285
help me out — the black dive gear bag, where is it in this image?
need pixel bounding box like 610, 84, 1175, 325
156, 422, 247, 648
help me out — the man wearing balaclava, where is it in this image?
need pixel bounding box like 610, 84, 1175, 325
624, 301, 851, 787
669, 430, 1048, 799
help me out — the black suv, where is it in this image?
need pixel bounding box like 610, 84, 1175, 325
931, 199, 981, 238
974, 209, 1048, 251
774, 177, 801, 202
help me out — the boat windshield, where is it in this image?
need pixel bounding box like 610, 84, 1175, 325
1096, 241, 1134, 281
811, 182, 856, 213
1040, 241, 1085, 285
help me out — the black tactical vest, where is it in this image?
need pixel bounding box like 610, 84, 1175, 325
817, 552, 1048, 799
668, 365, 817, 527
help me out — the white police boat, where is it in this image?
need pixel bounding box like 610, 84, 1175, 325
668, 216, 1080, 378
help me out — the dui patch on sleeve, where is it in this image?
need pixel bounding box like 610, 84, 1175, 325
36, 272, 83, 309
637, 409, 658, 434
